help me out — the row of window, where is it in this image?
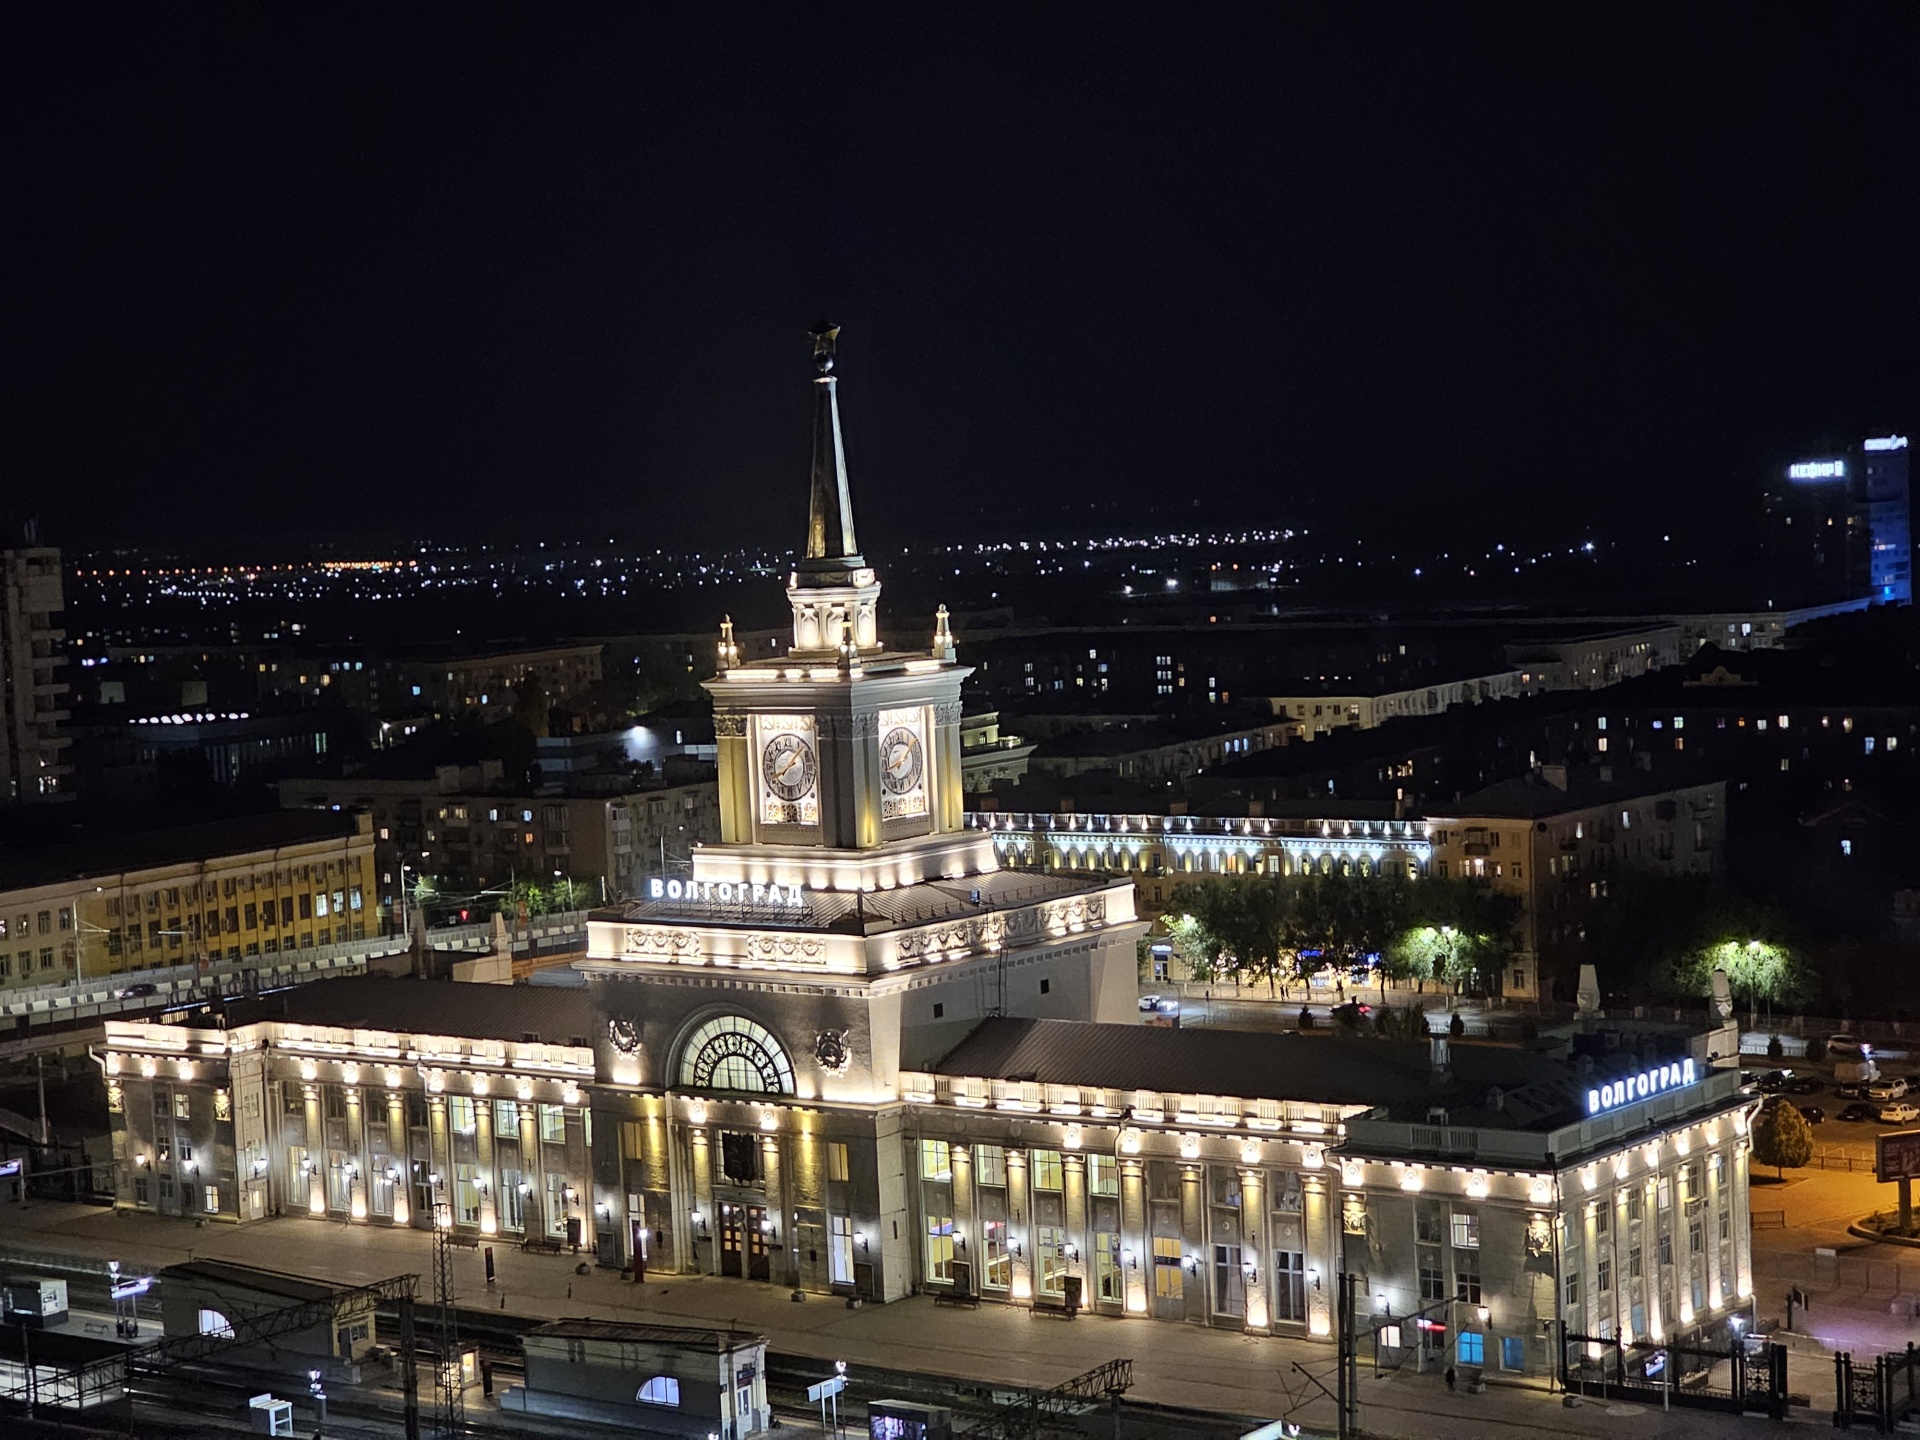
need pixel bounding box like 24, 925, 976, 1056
0, 947, 61, 979
445, 1095, 570, 1144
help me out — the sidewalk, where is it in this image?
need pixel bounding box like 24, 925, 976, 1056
0, 1200, 1821, 1440
1746, 1165, 1920, 1403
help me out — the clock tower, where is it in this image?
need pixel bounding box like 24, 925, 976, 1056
581, 326, 1143, 1306
696, 321, 986, 892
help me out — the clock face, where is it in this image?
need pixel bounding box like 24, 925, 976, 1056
761, 732, 818, 802
880, 726, 924, 796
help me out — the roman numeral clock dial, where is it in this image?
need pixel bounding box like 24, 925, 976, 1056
758, 724, 819, 826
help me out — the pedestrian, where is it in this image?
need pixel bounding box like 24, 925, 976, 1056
1444, 1365, 1457, 1393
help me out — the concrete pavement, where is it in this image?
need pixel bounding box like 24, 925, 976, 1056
0, 1200, 1830, 1439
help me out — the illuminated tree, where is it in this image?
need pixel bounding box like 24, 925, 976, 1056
1751, 1098, 1814, 1178
1671, 936, 1806, 1023
1162, 903, 1228, 984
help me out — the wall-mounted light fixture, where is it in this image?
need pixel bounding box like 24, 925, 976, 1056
855, 1231, 869, 1254
1122, 1248, 1137, 1271
1476, 1305, 1490, 1326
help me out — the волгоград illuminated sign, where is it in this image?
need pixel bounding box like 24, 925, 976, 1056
1587, 1059, 1697, 1116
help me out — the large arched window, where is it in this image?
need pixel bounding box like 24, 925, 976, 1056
638, 1376, 681, 1406
678, 1015, 795, 1095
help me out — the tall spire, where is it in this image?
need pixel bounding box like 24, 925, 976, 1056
801, 320, 863, 574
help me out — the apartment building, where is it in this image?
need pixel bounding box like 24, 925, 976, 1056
0, 545, 71, 803
0, 811, 376, 989
278, 768, 721, 918
1427, 765, 1727, 1002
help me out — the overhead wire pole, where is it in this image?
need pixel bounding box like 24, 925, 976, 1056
432, 1192, 463, 1438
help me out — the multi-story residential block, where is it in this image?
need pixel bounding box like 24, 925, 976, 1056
279, 769, 721, 919
0, 811, 376, 989
1503, 627, 1681, 691
0, 544, 71, 803
1260, 670, 1537, 739
1427, 766, 1727, 1002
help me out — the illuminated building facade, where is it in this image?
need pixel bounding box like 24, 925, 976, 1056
92, 331, 1751, 1376
1860, 434, 1911, 604
101, 981, 596, 1228
967, 810, 1432, 913
1763, 436, 1911, 606
0, 811, 376, 990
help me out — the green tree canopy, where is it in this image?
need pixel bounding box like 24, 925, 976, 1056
1751, 1098, 1814, 1177
1169, 872, 1521, 995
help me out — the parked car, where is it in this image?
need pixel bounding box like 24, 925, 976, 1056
1877, 1102, 1920, 1125
1787, 1076, 1824, 1096
1139, 994, 1163, 1012
1838, 1102, 1876, 1123
1826, 1034, 1866, 1058
1835, 1082, 1863, 1100
1755, 1070, 1794, 1093
1796, 1105, 1825, 1124
1865, 1078, 1910, 1102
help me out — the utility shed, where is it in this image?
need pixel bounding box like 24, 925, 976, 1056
159, 1260, 378, 1379
503, 1319, 768, 1437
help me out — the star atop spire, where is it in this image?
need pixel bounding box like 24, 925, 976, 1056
801, 320, 862, 574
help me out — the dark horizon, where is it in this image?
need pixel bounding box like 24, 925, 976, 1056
10, 10, 1918, 553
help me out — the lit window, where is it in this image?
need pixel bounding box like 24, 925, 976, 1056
637, 1377, 681, 1407
1458, 1331, 1485, 1365
197, 1308, 235, 1338
1840, 839, 1852, 857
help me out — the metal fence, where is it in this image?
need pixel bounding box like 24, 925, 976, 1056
1834, 1344, 1920, 1431
1754, 1250, 1920, 1299
1806, 1145, 1881, 1174
1561, 1331, 1787, 1418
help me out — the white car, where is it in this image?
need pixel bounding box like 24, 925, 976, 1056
1865, 1078, 1909, 1102
1138, 994, 1163, 1012
1877, 1102, 1920, 1125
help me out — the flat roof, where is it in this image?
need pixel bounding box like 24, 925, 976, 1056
211, 974, 598, 1046
161, 1259, 364, 1301
0, 810, 364, 891
528, 1319, 763, 1351
1434, 766, 1719, 820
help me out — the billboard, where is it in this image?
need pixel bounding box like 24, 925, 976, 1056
1875, 1129, 1920, 1184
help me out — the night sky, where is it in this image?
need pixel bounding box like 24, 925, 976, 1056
9, 9, 1917, 553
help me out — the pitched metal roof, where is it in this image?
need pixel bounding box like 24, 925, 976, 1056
929, 1017, 1562, 1117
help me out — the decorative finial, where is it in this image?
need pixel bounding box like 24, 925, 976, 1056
718, 614, 740, 671
836, 611, 861, 676
811, 320, 840, 376
932, 604, 956, 662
